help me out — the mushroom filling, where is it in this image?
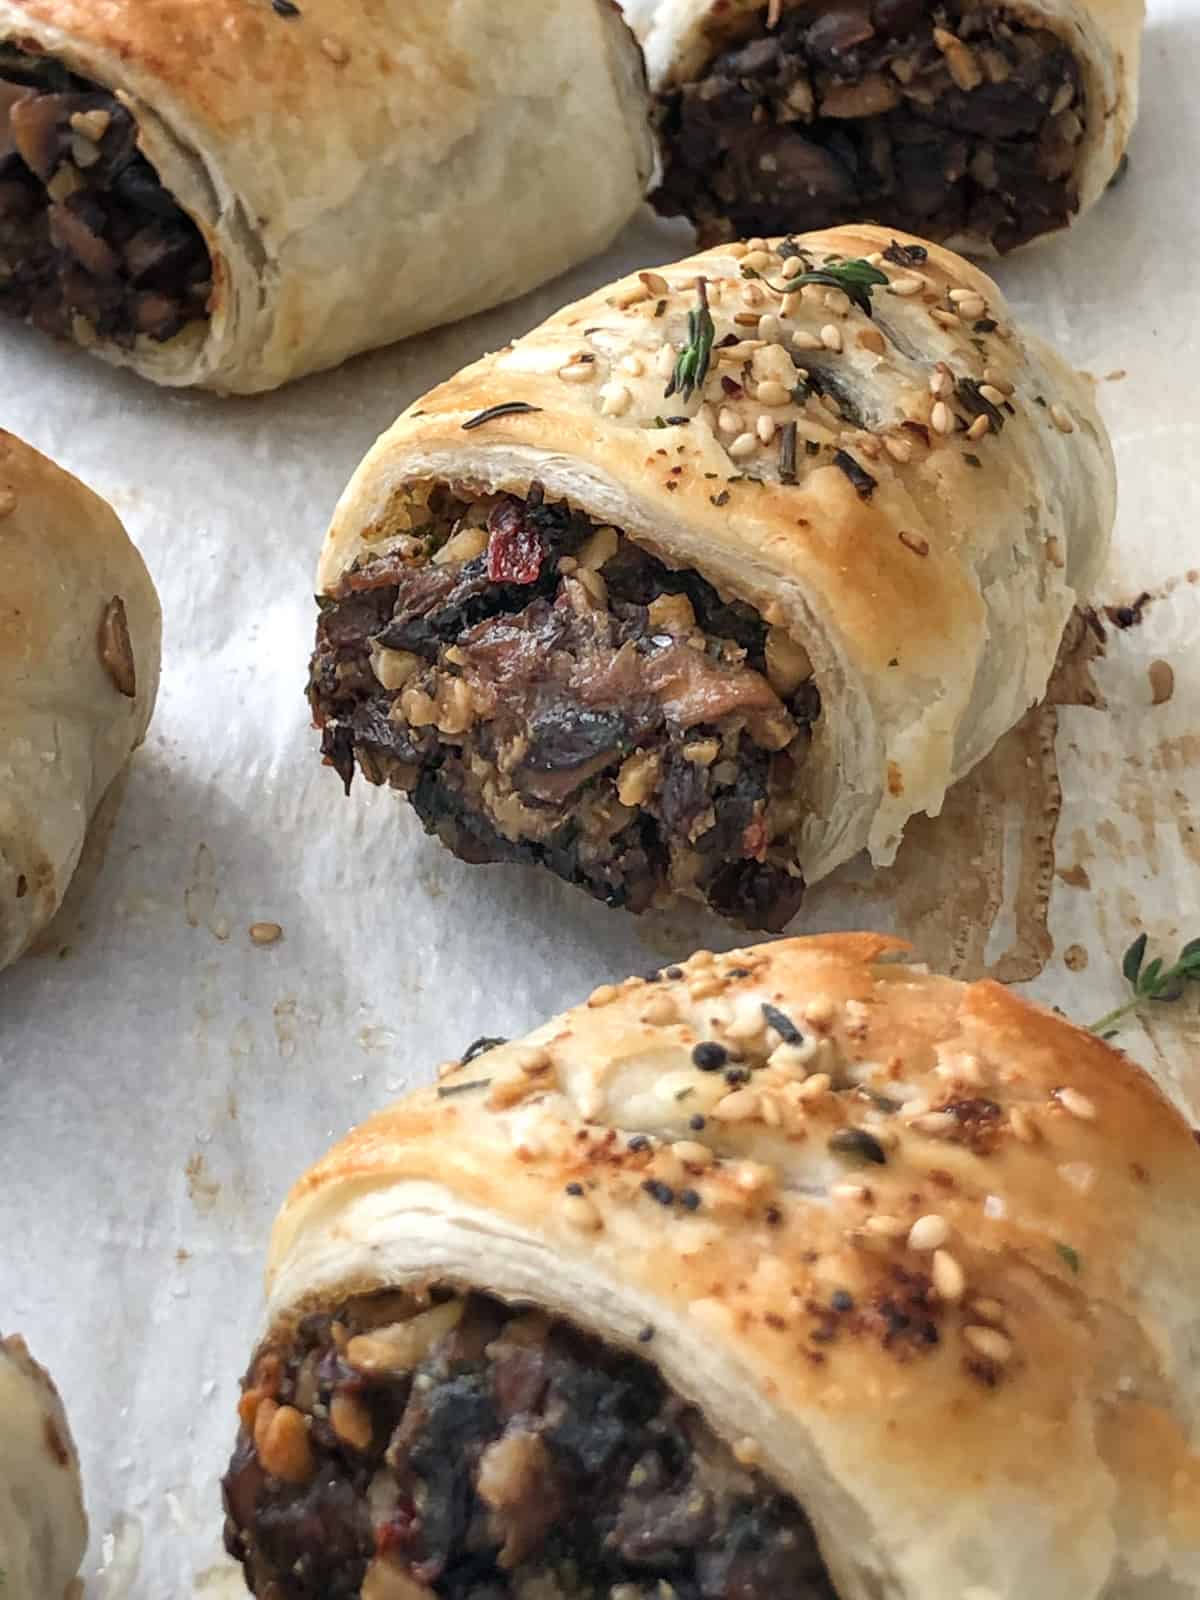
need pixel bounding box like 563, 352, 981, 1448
0, 47, 210, 345
224, 1290, 837, 1600
308, 484, 819, 931
652, 0, 1085, 252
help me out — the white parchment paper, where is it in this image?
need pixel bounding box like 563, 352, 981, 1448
2, 5, 1199, 1588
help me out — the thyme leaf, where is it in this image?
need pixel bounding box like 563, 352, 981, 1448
1088, 935, 1200, 1035
743, 256, 890, 317
1056, 1242, 1082, 1274
665, 278, 714, 403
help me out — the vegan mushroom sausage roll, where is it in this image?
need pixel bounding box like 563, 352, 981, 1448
0, 432, 160, 971
223, 933, 1200, 1600
308, 226, 1114, 930
623, 0, 1141, 252
0, 0, 653, 393
0, 1333, 87, 1600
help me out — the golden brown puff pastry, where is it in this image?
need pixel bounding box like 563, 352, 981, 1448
0, 1333, 87, 1600
224, 933, 1200, 1600
0, 0, 654, 393
0, 431, 160, 971
621, 0, 1141, 253
308, 226, 1114, 930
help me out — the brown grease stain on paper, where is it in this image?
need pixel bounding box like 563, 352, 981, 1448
185, 1153, 220, 1214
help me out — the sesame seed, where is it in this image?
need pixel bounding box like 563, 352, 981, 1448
864, 1214, 908, 1239
742, 250, 773, 271
512, 1046, 551, 1077
781, 255, 804, 280
831, 1182, 868, 1203
692, 1041, 729, 1072
932, 1249, 966, 1301
930, 402, 954, 436
562, 1192, 602, 1230
820, 323, 843, 352
756, 414, 777, 445
588, 984, 620, 1008
963, 1325, 1012, 1362
732, 1437, 762, 1467
249, 921, 283, 945
712, 1088, 761, 1123
1050, 404, 1075, 434
1009, 1107, 1037, 1143
600, 384, 632, 417
983, 368, 1014, 395
929, 368, 953, 398
971, 1297, 1006, 1325
756, 381, 791, 407
559, 361, 595, 384
884, 436, 913, 464
966, 414, 991, 442
718, 406, 742, 435
793, 329, 823, 351
757, 313, 782, 341
321, 35, 350, 63
734, 311, 762, 327
889, 275, 925, 296
952, 293, 987, 319
930, 308, 960, 328
639, 271, 670, 297
978, 384, 1006, 407
797, 1072, 831, 1102
728, 432, 758, 460
780, 291, 802, 318
619, 353, 645, 379
912, 1110, 957, 1135
673, 1140, 715, 1168
1055, 1086, 1096, 1120
642, 993, 678, 1026
857, 328, 886, 355
688, 976, 723, 1001
0, 488, 16, 520
908, 1214, 950, 1252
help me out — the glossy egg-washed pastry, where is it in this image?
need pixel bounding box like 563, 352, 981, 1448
622, 0, 1140, 252
0, 1332, 87, 1600
308, 226, 1114, 930
0, 432, 160, 971
223, 933, 1200, 1600
0, 0, 652, 393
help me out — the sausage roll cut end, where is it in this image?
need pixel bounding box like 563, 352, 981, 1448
224, 933, 1200, 1600
310, 227, 1113, 926
626, 0, 1141, 253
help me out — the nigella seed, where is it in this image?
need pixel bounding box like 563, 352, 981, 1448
628, 1135, 653, 1153
831, 1289, 855, 1312
689, 1114, 707, 1131
679, 1189, 702, 1212
272, 0, 300, 13
729, 967, 751, 979
761, 1003, 803, 1045
828, 1127, 888, 1165
724, 1067, 751, 1086
638, 1325, 656, 1343
764, 1206, 783, 1226
642, 1179, 675, 1207
565, 1182, 584, 1197
461, 1035, 507, 1065
665, 966, 684, 980
692, 1041, 729, 1072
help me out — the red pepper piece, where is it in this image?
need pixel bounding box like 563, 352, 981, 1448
486, 498, 543, 585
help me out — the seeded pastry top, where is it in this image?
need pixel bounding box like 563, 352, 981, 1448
318, 226, 1114, 876
265, 933, 1200, 1600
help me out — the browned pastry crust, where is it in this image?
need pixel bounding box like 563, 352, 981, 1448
240, 934, 1200, 1599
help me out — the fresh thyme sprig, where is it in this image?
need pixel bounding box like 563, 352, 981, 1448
742, 256, 890, 317
664, 278, 714, 402
1088, 933, 1200, 1037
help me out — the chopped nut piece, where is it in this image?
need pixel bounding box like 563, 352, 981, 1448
98, 595, 137, 698
330, 1390, 374, 1451
256, 1404, 315, 1484
345, 1301, 464, 1375
249, 922, 283, 946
